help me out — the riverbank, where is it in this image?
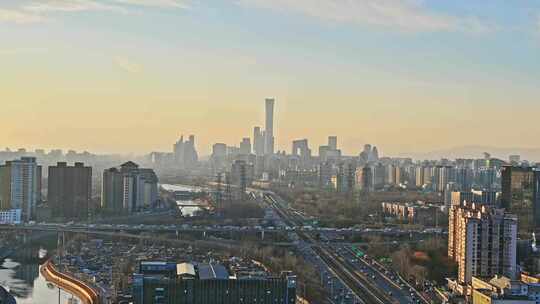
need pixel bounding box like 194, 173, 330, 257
40, 260, 100, 304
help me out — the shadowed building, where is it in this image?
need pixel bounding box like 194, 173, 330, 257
48, 162, 92, 220
264, 98, 275, 155
501, 166, 540, 231
102, 162, 158, 214
133, 261, 296, 304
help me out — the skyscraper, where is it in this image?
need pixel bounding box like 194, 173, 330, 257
371, 146, 379, 162
0, 157, 41, 221
328, 136, 337, 150
48, 162, 92, 220
253, 126, 264, 156
501, 166, 539, 230
239, 138, 251, 155
356, 166, 373, 192
292, 139, 311, 160
231, 160, 254, 199
318, 162, 332, 188
173, 135, 199, 167
264, 98, 275, 155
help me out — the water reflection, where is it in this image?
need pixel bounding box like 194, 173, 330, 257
177, 201, 203, 217
161, 184, 207, 217
0, 245, 81, 304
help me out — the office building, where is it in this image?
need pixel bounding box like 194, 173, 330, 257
318, 162, 332, 188
291, 139, 311, 161
133, 261, 296, 304
48, 162, 92, 220
448, 203, 517, 287
253, 126, 264, 156
0, 157, 41, 221
318, 145, 329, 162
501, 166, 535, 209
173, 135, 198, 167
102, 162, 159, 214
335, 162, 356, 194
264, 98, 275, 155
359, 144, 376, 163
328, 136, 337, 150
211, 143, 227, 171
501, 166, 540, 230
371, 146, 379, 162
211, 143, 227, 157
231, 160, 254, 198
239, 138, 251, 155
478, 167, 498, 191
373, 163, 386, 189
356, 166, 373, 192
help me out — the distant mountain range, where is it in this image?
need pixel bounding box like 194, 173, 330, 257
398, 146, 540, 162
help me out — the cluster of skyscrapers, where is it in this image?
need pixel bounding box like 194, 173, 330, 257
147, 135, 199, 171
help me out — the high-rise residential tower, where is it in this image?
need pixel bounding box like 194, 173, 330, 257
48, 162, 92, 220
448, 203, 517, 287
264, 98, 275, 155
0, 157, 41, 221
102, 162, 159, 215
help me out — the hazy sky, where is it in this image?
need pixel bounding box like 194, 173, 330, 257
1, 0, 540, 156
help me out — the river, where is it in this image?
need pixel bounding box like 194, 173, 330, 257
0, 244, 81, 304
160, 184, 207, 217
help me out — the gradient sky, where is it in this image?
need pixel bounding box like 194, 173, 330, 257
1, 0, 540, 156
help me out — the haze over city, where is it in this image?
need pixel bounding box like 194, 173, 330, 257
2, 0, 540, 156
4, 2, 540, 304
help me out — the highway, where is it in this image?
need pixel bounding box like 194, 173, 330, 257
333, 244, 426, 304
0, 189, 440, 304
0, 220, 443, 237
263, 191, 431, 304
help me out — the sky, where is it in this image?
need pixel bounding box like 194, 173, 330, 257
1, 0, 540, 157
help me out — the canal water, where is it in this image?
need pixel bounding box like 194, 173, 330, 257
0, 243, 81, 304
161, 184, 206, 216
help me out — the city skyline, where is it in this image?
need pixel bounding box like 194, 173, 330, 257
2, 1, 540, 155
4, 2, 540, 303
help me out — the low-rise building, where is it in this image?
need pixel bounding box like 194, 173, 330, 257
471, 276, 540, 304
381, 201, 444, 226
0, 209, 21, 224
132, 260, 296, 304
